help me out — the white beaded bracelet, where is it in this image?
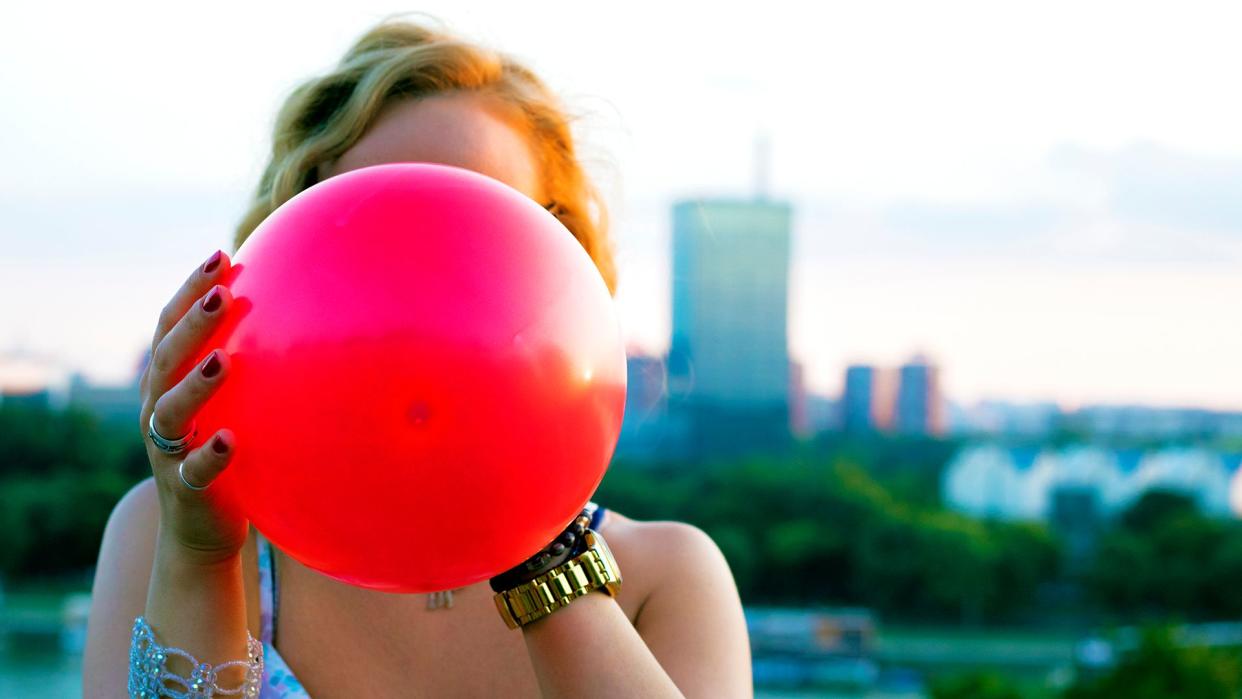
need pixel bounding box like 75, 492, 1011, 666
128, 616, 263, 698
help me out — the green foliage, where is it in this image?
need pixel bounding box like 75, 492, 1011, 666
0, 404, 147, 577
812, 433, 959, 507
1064, 628, 1242, 699
929, 627, 1242, 699
601, 450, 1061, 622
20, 400, 1232, 629
930, 671, 1027, 699
1120, 490, 1200, 534
1086, 490, 1242, 619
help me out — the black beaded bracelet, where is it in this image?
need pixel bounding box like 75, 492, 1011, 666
489, 509, 593, 592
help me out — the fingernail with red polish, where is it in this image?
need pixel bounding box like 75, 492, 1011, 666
202, 287, 222, 313
212, 434, 230, 455
202, 250, 222, 274
201, 351, 221, 378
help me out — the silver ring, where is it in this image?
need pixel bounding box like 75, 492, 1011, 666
148, 411, 197, 455
179, 461, 210, 491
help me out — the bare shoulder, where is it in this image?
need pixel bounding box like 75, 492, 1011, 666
597, 510, 753, 697
82, 478, 262, 696
82, 477, 162, 697
598, 511, 740, 614
93, 476, 162, 581
598, 512, 731, 588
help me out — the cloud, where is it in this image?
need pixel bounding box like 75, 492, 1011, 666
880, 201, 1067, 250
808, 143, 1242, 264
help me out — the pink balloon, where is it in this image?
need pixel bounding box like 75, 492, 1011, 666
195, 163, 627, 592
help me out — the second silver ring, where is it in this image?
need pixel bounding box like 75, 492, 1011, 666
178, 461, 211, 492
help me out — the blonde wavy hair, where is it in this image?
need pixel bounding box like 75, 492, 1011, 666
235, 19, 617, 295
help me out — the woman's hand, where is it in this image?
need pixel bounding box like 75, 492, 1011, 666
138, 249, 245, 565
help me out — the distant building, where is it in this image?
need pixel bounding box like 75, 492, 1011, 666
1065, 404, 1242, 442
1125, 448, 1231, 516
954, 400, 1062, 438
1049, 485, 1104, 571
942, 444, 1030, 519
841, 365, 895, 433
950, 400, 1242, 442
67, 372, 142, 424
805, 394, 840, 434
0, 348, 70, 408
1025, 446, 1127, 519
943, 444, 1237, 522
668, 197, 793, 460
789, 360, 808, 437
838, 357, 944, 436
747, 607, 878, 690
894, 356, 944, 436
0, 388, 51, 410
1225, 453, 1242, 515
0, 347, 146, 421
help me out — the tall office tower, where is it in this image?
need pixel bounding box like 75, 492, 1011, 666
894, 355, 946, 436
668, 198, 792, 459
841, 364, 896, 433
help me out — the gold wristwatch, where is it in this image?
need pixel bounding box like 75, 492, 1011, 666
493, 529, 622, 629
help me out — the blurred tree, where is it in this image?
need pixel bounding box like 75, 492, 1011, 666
1120, 490, 1199, 535
930, 671, 1026, 699
0, 405, 144, 577
1086, 489, 1242, 620
1085, 531, 1152, 613
1203, 533, 1242, 617
1063, 627, 1242, 699
991, 523, 1061, 616
601, 448, 1062, 621
0, 403, 1065, 623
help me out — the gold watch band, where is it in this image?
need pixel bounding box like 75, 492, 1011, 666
493, 530, 622, 629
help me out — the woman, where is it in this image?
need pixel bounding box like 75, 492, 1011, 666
82, 17, 751, 699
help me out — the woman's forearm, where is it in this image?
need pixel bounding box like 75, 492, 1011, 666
143, 529, 252, 680
521, 592, 684, 699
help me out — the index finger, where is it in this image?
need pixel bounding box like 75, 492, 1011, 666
150, 250, 231, 356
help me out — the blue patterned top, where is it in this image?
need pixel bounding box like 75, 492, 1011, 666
255, 502, 606, 697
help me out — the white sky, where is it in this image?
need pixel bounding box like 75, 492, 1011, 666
1, 1, 1240, 409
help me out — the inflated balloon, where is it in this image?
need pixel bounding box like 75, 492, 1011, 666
195, 162, 627, 593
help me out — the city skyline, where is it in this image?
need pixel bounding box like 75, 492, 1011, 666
9, 341, 1242, 419
3, 2, 1241, 410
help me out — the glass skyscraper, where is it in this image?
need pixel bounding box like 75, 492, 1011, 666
667, 198, 793, 459
842, 364, 895, 433
895, 356, 945, 436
